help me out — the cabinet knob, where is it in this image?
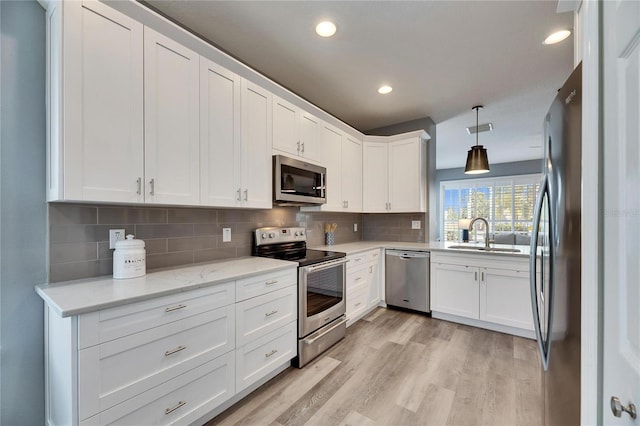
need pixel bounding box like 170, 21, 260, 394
611, 396, 637, 419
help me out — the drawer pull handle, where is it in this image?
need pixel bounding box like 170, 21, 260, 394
355, 277, 363, 281
165, 304, 186, 313
355, 302, 362, 307
354, 258, 362, 262
266, 280, 279, 285
164, 345, 187, 357
265, 349, 278, 358
265, 310, 279, 317
165, 400, 186, 415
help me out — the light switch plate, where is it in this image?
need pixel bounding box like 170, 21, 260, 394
109, 229, 125, 249
411, 221, 421, 230
222, 228, 231, 242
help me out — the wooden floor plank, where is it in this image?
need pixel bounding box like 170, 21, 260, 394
207, 308, 542, 426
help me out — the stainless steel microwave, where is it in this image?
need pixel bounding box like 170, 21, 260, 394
273, 155, 326, 206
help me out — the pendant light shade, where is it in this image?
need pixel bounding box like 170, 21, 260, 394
464, 105, 490, 174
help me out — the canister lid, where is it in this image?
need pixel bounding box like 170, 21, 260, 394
115, 234, 145, 249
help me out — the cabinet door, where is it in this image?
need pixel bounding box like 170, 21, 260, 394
389, 138, 423, 212
367, 260, 382, 308
430, 262, 479, 319
318, 124, 343, 211
272, 96, 299, 156
200, 58, 241, 207
341, 135, 363, 211
362, 142, 389, 212
62, 0, 144, 202
480, 267, 534, 330
299, 111, 320, 161
144, 27, 199, 205
241, 79, 272, 208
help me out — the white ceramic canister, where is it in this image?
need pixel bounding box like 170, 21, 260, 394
113, 234, 146, 279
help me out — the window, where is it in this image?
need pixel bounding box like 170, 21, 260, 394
440, 174, 541, 242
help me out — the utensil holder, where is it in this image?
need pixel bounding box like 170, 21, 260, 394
325, 232, 335, 245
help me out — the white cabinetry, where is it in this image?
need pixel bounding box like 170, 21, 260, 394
345, 249, 382, 326
241, 80, 273, 208
199, 63, 272, 208
430, 251, 534, 338
302, 125, 363, 212
144, 27, 200, 205
272, 96, 319, 162
363, 131, 428, 213
44, 268, 297, 426
45, 0, 144, 203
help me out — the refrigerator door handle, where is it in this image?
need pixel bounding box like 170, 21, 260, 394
530, 174, 550, 370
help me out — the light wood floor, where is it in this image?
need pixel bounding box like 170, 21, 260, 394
207, 308, 542, 426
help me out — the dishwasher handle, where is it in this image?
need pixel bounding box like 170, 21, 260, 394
386, 250, 430, 260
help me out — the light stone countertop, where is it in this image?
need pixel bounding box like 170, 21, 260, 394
312, 240, 532, 257
36, 256, 297, 318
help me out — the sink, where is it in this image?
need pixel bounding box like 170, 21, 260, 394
447, 245, 521, 253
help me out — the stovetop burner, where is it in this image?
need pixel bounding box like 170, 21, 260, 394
252, 227, 345, 267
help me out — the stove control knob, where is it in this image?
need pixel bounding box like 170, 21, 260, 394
300, 230, 304, 235
269, 232, 276, 238
295, 231, 301, 236
261, 233, 267, 239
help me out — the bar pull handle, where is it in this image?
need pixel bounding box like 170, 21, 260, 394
244, 189, 248, 201
265, 280, 279, 285
265, 349, 278, 358
237, 188, 241, 201
149, 178, 155, 196
165, 401, 186, 415
297, 141, 301, 152
164, 345, 186, 357
265, 310, 278, 317
475, 271, 478, 281
165, 304, 186, 313
136, 177, 142, 195
301, 142, 305, 153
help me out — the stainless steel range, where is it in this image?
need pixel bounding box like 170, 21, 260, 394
253, 227, 347, 367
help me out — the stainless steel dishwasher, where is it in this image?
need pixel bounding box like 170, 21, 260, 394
385, 250, 430, 313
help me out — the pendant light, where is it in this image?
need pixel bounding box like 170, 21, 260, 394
464, 105, 490, 174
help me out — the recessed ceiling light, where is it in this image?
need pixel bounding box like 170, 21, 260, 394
543, 30, 571, 45
378, 85, 393, 94
316, 21, 337, 37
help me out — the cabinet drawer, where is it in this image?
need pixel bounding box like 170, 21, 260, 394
236, 322, 296, 392
78, 305, 234, 419
346, 286, 368, 319
235, 285, 297, 346
236, 269, 296, 302
366, 249, 381, 263
78, 282, 235, 348
348, 252, 369, 266
80, 351, 235, 426
347, 265, 369, 292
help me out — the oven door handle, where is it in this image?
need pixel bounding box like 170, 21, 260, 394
301, 258, 348, 273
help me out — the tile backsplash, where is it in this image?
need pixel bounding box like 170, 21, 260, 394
362, 213, 427, 243
48, 203, 363, 283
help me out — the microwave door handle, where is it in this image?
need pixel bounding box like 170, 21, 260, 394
321, 173, 326, 198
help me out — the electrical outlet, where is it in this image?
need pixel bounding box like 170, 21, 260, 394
354, 223, 358, 232
411, 221, 421, 230
222, 228, 231, 242
109, 229, 125, 249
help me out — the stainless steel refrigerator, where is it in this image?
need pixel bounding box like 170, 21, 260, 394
530, 62, 582, 425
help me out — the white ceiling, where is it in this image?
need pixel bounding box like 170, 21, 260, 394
144, 0, 574, 170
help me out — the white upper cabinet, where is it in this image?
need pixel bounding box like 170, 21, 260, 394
199, 58, 242, 207
341, 135, 363, 212
144, 28, 200, 205
47, 0, 144, 203
241, 79, 273, 208
318, 123, 344, 211
363, 131, 428, 213
272, 96, 319, 162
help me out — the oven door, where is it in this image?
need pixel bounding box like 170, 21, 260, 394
298, 258, 347, 337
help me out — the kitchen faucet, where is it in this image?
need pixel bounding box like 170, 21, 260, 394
469, 217, 491, 248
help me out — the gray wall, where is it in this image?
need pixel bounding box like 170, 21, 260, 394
0, 1, 47, 424
365, 116, 437, 242
434, 159, 542, 239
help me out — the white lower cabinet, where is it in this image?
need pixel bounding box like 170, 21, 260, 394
345, 249, 382, 325
44, 268, 297, 426
430, 251, 534, 337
